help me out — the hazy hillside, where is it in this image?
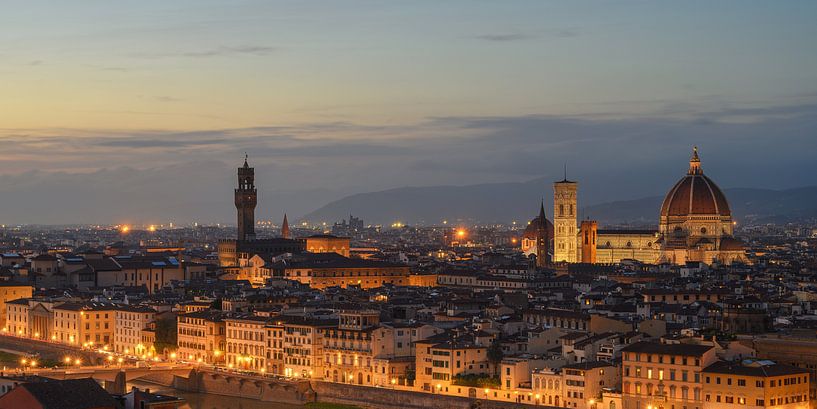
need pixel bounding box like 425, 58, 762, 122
302, 182, 817, 226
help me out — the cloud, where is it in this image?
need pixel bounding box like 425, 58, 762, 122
133, 45, 276, 59
473, 28, 579, 42
181, 45, 276, 58
474, 33, 532, 42
0, 98, 815, 224
152, 96, 183, 103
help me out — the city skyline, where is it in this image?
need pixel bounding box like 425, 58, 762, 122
2, 3, 817, 408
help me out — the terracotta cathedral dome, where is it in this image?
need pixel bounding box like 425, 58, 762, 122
523, 202, 554, 241
660, 147, 731, 218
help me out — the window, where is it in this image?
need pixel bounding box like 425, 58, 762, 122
738, 379, 745, 386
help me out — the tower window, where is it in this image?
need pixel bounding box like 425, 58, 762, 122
559, 205, 564, 216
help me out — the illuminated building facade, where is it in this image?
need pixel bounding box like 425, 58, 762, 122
114, 305, 156, 356
702, 360, 809, 409
0, 283, 32, 329
621, 342, 718, 409
554, 178, 578, 263
571, 148, 747, 265
176, 310, 226, 364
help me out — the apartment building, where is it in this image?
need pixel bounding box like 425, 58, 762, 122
415, 333, 490, 393
280, 316, 334, 379
114, 305, 156, 356
176, 310, 226, 363
563, 361, 621, 409
702, 359, 809, 409
621, 342, 719, 409
225, 315, 268, 371
53, 302, 117, 347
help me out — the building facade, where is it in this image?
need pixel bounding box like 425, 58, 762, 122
554, 179, 579, 263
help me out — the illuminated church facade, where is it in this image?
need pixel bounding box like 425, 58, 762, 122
523, 148, 749, 266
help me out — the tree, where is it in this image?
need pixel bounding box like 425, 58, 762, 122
154, 317, 177, 353
487, 338, 504, 376
210, 298, 223, 310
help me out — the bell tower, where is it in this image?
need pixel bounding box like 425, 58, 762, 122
553, 171, 578, 263
235, 154, 257, 241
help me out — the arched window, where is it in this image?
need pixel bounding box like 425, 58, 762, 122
610, 401, 616, 409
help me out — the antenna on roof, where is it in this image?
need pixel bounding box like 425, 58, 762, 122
564, 163, 567, 181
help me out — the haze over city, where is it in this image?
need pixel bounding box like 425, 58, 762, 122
2, 1, 817, 225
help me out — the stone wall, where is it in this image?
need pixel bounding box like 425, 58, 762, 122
146, 368, 555, 409
169, 369, 315, 405
311, 381, 545, 409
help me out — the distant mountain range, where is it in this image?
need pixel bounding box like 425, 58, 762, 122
301, 181, 817, 226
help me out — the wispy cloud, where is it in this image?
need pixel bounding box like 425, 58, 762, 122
474, 33, 532, 42
473, 28, 579, 42
133, 45, 276, 59
152, 96, 183, 103
180, 45, 276, 58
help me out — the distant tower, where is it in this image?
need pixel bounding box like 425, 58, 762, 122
535, 199, 550, 268
580, 220, 598, 264
235, 154, 257, 241
553, 172, 578, 263
281, 213, 290, 239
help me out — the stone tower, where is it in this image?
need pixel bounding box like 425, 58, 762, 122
535, 200, 550, 268
553, 177, 578, 263
580, 220, 598, 264
235, 155, 257, 241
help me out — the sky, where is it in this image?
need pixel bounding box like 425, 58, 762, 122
1, 1, 816, 225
